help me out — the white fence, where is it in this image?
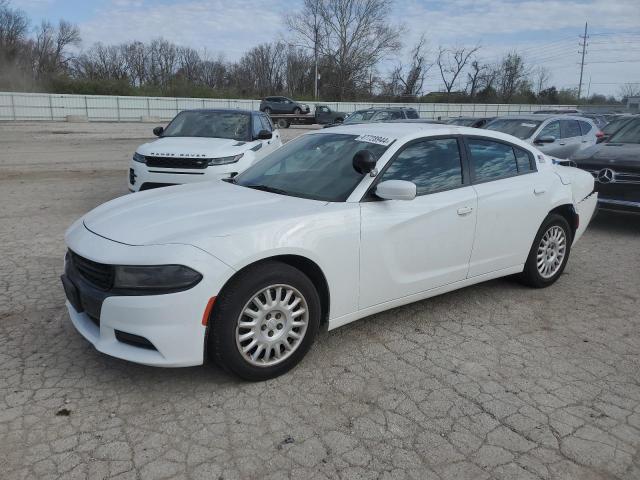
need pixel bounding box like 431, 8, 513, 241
0, 91, 580, 122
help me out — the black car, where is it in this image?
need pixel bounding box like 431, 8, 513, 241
259, 96, 310, 115
446, 116, 495, 128
572, 118, 640, 214
598, 116, 636, 143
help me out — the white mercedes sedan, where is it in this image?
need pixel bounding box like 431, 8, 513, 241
62, 123, 597, 380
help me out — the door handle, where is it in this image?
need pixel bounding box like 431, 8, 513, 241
534, 188, 546, 195
457, 206, 473, 215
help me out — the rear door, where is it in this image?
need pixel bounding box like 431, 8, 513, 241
465, 136, 553, 276
559, 119, 584, 158
534, 120, 567, 157
578, 120, 597, 150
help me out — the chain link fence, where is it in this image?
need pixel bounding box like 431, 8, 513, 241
0, 91, 581, 122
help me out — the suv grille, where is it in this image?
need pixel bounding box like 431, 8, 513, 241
145, 156, 209, 169
69, 250, 114, 290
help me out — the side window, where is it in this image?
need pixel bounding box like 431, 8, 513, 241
468, 138, 518, 182
379, 138, 463, 196
578, 120, 593, 135
318, 106, 328, 113
405, 110, 419, 119
252, 115, 262, 137
538, 121, 560, 139
514, 146, 534, 172
561, 120, 582, 138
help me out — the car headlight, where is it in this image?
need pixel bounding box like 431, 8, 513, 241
133, 152, 146, 163
208, 153, 243, 166
113, 265, 202, 292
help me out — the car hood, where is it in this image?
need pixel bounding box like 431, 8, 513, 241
572, 143, 640, 171
83, 181, 328, 246
137, 136, 252, 158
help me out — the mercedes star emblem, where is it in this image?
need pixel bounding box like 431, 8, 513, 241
596, 168, 615, 184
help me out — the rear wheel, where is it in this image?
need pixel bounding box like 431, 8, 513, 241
519, 214, 572, 288
276, 118, 289, 129
208, 261, 320, 381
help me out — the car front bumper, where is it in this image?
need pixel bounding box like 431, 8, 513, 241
62, 220, 234, 367
128, 161, 241, 192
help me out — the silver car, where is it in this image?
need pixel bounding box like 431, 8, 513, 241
485, 115, 599, 159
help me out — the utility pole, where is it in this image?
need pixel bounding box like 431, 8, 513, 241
313, 24, 319, 100
578, 22, 588, 99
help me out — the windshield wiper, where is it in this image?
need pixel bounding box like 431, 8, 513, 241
243, 184, 289, 195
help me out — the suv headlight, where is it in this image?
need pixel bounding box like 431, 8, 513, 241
133, 152, 146, 163
208, 153, 243, 166
114, 265, 202, 292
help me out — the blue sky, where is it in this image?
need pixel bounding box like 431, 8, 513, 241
15, 0, 640, 97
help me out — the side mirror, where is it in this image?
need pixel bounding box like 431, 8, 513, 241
352, 150, 377, 174
535, 135, 556, 144
256, 130, 272, 140
375, 180, 417, 201
153, 126, 164, 137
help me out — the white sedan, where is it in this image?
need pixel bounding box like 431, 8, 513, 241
129, 109, 282, 192
62, 123, 597, 380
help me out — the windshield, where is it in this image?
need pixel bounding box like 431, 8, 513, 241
234, 133, 391, 201
485, 119, 542, 139
162, 111, 251, 140
448, 118, 476, 126
344, 110, 375, 124
603, 118, 631, 134
608, 119, 640, 144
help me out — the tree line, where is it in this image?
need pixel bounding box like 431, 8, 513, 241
0, 0, 627, 104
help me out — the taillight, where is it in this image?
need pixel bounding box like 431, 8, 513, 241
595, 130, 604, 138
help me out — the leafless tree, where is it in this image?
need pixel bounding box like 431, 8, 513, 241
436, 45, 480, 99
496, 51, 529, 102
0, 0, 28, 58
177, 46, 202, 83
465, 60, 487, 98
286, 0, 401, 100
388, 34, 430, 97
239, 42, 285, 96
532, 65, 551, 95
30, 20, 80, 79
122, 41, 148, 87
618, 83, 640, 101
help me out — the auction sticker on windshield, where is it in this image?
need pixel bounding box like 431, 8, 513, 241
355, 134, 394, 146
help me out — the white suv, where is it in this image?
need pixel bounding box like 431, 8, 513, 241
129, 109, 282, 192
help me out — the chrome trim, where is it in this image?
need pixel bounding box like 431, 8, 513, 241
598, 198, 640, 207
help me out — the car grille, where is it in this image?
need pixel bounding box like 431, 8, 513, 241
145, 156, 209, 169
585, 168, 640, 185
69, 250, 114, 290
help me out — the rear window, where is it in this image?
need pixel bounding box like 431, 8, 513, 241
485, 119, 542, 140
405, 110, 420, 119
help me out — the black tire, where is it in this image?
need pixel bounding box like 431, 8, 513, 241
276, 118, 289, 129
519, 214, 572, 288
263, 107, 272, 114
208, 261, 321, 381
293, 107, 302, 115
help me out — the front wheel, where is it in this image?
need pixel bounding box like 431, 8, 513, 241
208, 261, 320, 381
519, 214, 572, 288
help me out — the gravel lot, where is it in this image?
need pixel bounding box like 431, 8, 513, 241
1, 121, 639, 480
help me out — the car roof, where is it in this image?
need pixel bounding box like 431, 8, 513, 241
492, 114, 592, 122
180, 108, 253, 115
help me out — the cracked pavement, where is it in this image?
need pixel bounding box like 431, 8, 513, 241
1, 122, 639, 480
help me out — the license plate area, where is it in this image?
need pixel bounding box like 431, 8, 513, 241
61, 274, 84, 313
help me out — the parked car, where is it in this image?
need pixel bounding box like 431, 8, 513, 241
446, 117, 495, 128
314, 105, 346, 124
129, 109, 282, 192
598, 115, 636, 143
259, 96, 310, 115
571, 117, 640, 213
485, 115, 600, 159
577, 113, 608, 129
533, 109, 582, 114
387, 119, 446, 124
62, 122, 596, 380
325, 107, 420, 127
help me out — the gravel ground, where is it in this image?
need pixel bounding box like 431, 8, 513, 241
1, 121, 639, 480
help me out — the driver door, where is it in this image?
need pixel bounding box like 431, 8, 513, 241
358, 137, 477, 309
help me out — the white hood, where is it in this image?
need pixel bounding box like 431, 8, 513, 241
83, 181, 328, 247
137, 136, 253, 158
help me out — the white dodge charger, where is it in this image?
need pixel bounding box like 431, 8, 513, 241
129, 109, 282, 192
62, 123, 597, 380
